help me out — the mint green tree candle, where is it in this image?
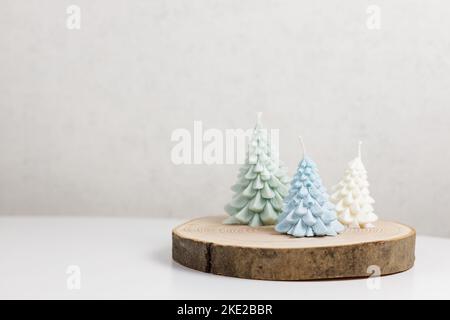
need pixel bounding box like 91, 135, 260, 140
224, 113, 290, 227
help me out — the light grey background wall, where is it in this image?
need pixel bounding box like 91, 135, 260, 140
1, 1, 449, 236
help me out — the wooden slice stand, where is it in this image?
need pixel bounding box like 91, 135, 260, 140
172, 216, 416, 280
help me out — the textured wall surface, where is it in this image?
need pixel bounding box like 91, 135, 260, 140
1, 1, 449, 236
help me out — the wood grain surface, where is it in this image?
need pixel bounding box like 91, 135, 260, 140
172, 216, 416, 280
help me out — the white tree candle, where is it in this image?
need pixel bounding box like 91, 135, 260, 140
330, 142, 378, 228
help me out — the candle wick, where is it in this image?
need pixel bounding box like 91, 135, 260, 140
358, 140, 362, 159
299, 136, 306, 158
257, 112, 262, 126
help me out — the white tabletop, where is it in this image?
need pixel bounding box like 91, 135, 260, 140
0, 217, 449, 300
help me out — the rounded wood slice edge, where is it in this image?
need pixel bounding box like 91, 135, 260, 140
172, 217, 416, 281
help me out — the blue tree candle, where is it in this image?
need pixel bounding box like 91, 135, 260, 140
275, 137, 345, 237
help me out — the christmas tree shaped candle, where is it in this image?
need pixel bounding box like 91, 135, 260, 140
224, 113, 290, 227
275, 137, 344, 237
331, 142, 378, 228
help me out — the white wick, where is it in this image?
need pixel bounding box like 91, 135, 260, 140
358, 140, 363, 159
257, 112, 262, 125
299, 136, 306, 157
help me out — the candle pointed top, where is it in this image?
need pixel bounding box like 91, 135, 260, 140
358, 140, 363, 159
299, 136, 306, 158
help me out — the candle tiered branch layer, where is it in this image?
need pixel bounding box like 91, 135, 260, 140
331, 143, 378, 228
224, 114, 290, 227
275, 155, 344, 237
